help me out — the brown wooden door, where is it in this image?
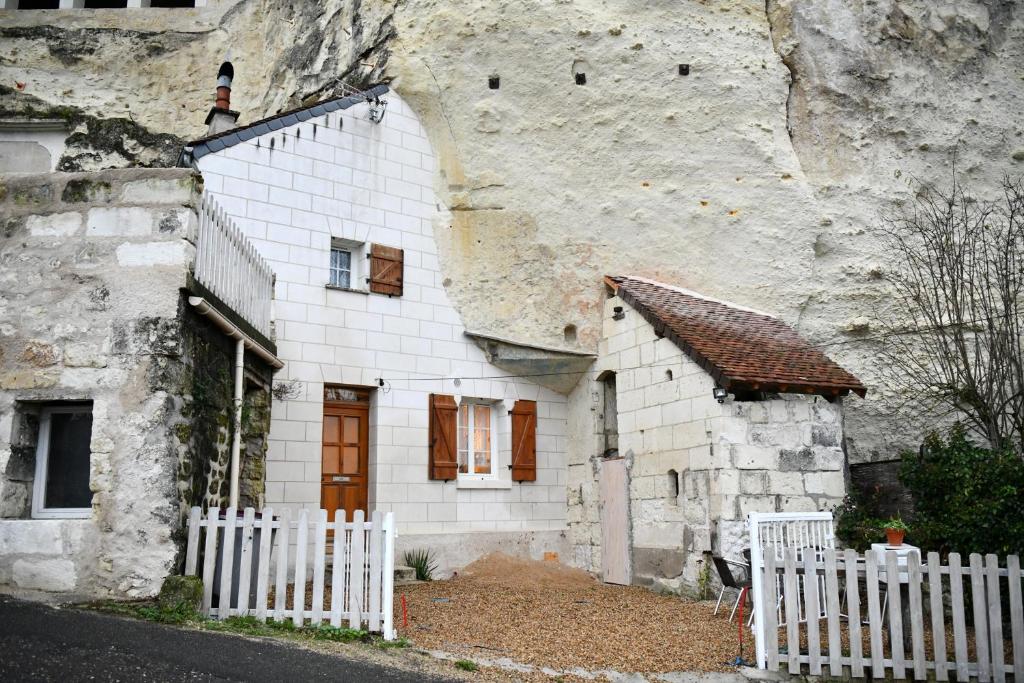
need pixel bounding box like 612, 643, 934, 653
321, 403, 368, 524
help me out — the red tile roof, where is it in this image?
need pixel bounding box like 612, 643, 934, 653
606, 276, 866, 398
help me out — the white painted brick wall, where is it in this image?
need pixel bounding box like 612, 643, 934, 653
197, 93, 567, 538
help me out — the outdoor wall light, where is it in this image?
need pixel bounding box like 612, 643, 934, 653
612, 306, 625, 321
713, 387, 728, 403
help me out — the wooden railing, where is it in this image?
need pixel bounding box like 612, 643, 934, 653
183, 507, 396, 638
192, 194, 274, 340
752, 547, 1023, 681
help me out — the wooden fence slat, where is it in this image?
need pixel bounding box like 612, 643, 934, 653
823, 550, 842, 678
927, 552, 949, 681
236, 507, 256, 617
885, 551, 906, 679
349, 510, 366, 629
255, 507, 273, 622
1007, 555, 1024, 679
368, 510, 384, 633
330, 512, 346, 628
949, 553, 970, 681
803, 550, 822, 675
381, 512, 396, 640
217, 508, 237, 620
906, 551, 926, 680
293, 509, 309, 626
763, 548, 780, 671
273, 508, 291, 621
985, 554, 1004, 682
185, 507, 202, 576
783, 547, 801, 674
865, 550, 885, 679
311, 509, 328, 626
201, 507, 219, 615
970, 553, 991, 682
846, 549, 864, 679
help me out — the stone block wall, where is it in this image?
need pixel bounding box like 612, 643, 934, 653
567, 293, 848, 593
0, 169, 273, 599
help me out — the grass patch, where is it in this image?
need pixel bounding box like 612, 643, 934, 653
374, 636, 411, 650
454, 659, 478, 672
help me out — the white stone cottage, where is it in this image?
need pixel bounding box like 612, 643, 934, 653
566, 276, 866, 591
182, 87, 578, 570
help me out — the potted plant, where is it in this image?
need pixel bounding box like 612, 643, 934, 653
881, 516, 909, 547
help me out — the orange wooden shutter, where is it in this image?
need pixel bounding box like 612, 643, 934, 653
510, 400, 537, 482
428, 394, 458, 480
368, 243, 404, 296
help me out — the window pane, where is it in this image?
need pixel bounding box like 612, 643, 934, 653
330, 248, 352, 288
44, 411, 93, 509
473, 405, 491, 474
457, 404, 469, 473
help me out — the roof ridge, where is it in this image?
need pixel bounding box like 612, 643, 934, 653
616, 276, 778, 319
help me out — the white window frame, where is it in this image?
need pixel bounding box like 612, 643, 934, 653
328, 238, 366, 292
457, 398, 499, 481
32, 405, 93, 520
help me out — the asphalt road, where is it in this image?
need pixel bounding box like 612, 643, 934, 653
0, 595, 455, 682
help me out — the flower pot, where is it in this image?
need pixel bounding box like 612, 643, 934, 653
885, 528, 905, 546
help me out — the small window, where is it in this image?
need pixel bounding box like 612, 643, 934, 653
328, 238, 366, 291
330, 246, 352, 288
32, 404, 93, 519
457, 399, 497, 478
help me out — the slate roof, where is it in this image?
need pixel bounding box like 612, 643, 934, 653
181, 84, 390, 162
606, 276, 867, 398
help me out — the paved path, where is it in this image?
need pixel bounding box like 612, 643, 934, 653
0, 595, 455, 682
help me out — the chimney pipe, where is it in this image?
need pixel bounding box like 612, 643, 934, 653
205, 60, 240, 136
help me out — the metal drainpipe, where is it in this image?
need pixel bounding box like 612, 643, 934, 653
230, 337, 244, 510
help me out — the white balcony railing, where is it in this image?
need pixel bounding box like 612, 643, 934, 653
192, 193, 274, 340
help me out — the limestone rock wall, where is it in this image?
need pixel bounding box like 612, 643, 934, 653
2, 1, 1022, 461
0, 169, 273, 598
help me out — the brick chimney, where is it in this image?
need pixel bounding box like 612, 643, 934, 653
204, 61, 240, 136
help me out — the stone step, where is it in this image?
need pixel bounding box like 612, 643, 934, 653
394, 565, 417, 583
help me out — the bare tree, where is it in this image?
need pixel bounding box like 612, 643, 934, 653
878, 172, 1024, 453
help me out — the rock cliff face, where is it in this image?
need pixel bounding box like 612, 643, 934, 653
2, 0, 1022, 462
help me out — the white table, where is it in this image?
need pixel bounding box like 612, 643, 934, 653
871, 542, 920, 584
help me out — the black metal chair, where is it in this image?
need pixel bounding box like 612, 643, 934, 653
712, 555, 752, 623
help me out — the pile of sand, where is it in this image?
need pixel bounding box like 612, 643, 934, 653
457, 551, 597, 589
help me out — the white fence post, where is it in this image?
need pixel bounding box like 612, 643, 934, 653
183, 507, 396, 633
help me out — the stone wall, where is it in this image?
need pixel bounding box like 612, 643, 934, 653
0, 169, 273, 599
568, 292, 847, 592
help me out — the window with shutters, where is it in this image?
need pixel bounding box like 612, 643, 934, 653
457, 399, 497, 478
327, 238, 366, 292
32, 403, 94, 519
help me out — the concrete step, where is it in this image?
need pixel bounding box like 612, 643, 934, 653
394, 565, 417, 584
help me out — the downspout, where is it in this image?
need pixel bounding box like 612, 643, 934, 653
230, 337, 244, 510
188, 296, 284, 511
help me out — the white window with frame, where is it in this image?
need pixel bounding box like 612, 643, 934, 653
457, 399, 499, 479
329, 238, 366, 291
32, 404, 93, 519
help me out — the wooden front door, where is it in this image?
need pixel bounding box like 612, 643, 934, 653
321, 396, 369, 523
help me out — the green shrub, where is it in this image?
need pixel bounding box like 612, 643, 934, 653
900, 425, 1024, 556
834, 491, 885, 552
403, 548, 437, 581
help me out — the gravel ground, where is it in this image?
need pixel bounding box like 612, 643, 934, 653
395, 553, 745, 674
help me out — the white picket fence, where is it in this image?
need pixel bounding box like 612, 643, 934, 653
192, 193, 275, 340
753, 547, 1023, 681
184, 507, 396, 639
